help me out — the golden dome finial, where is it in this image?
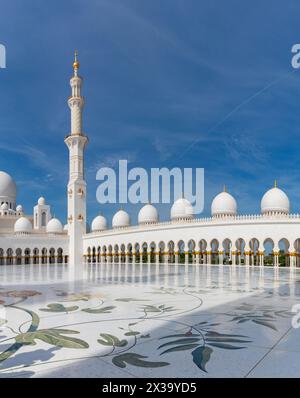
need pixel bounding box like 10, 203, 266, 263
274, 179, 278, 188
223, 184, 227, 192
73, 50, 79, 71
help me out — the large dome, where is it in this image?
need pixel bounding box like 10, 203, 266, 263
46, 218, 63, 234
171, 198, 194, 220
0, 171, 17, 209
112, 209, 130, 228
0, 171, 16, 198
91, 215, 107, 232
261, 184, 290, 215
138, 203, 158, 224
211, 190, 237, 217
14, 217, 32, 234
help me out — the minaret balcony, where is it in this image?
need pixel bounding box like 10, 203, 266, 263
68, 97, 84, 107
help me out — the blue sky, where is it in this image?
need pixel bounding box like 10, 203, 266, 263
1, 0, 300, 225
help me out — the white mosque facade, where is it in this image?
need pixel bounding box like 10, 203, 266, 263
0, 56, 300, 268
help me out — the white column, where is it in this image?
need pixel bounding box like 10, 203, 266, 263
206, 250, 212, 265
273, 249, 279, 267
244, 247, 250, 266
132, 252, 136, 264
184, 252, 189, 264
259, 251, 264, 266
219, 251, 224, 265
231, 250, 236, 266
155, 252, 160, 263
289, 251, 296, 268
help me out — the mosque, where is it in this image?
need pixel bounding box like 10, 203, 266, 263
0, 54, 299, 268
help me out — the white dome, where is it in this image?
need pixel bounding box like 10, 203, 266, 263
16, 204, 23, 212
46, 218, 63, 234
64, 224, 68, 231
38, 197, 45, 205
91, 215, 107, 231
261, 185, 290, 215
112, 209, 130, 228
0, 171, 16, 199
1, 203, 8, 210
14, 217, 32, 234
211, 191, 237, 217
171, 198, 194, 220
138, 203, 158, 224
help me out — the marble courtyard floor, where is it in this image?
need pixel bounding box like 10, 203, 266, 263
0, 263, 299, 378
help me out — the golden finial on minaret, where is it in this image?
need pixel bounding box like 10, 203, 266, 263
73, 50, 79, 71
223, 184, 227, 192
274, 179, 278, 188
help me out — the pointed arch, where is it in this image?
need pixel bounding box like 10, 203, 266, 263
16, 248, 22, 265
210, 239, 219, 264
278, 238, 290, 267
168, 241, 175, 264
263, 238, 274, 266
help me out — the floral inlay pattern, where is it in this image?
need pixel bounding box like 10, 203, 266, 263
0, 264, 299, 378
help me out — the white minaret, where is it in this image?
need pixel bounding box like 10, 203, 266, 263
33, 197, 51, 230
65, 51, 88, 265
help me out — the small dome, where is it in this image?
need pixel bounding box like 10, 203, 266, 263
16, 204, 23, 212
261, 183, 290, 215
46, 218, 63, 234
171, 197, 194, 220
138, 203, 158, 224
14, 217, 32, 234
38, 197, 45, 205
112, 209, 130, 228
211, 190, 237, 217
91, 215, 107, 232
0, 171, 17, 199
1, 203, 8, 210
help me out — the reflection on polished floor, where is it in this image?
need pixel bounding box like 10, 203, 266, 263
0, 263, 299, 378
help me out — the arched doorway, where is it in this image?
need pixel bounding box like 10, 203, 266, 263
24, 248, 31, 265
263, 238, 274, 266
278, 238, 290, 267
210, 239, 219, 264
168, 241, 175, 264
16, 248, 22, 265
